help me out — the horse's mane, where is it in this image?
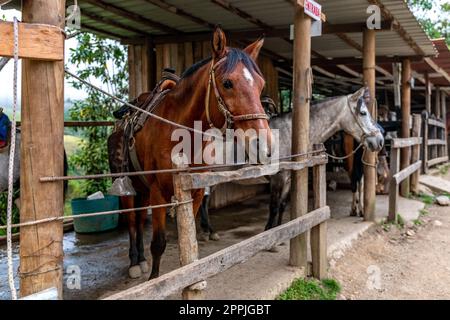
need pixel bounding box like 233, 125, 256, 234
180, 48, 262, 80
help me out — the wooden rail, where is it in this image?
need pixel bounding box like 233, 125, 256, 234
16, 121, 115, 128
422, 114, 448, 172
389, 137, 422, 222
106, 150, 330, 300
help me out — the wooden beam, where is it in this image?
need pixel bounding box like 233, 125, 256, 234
393, 161, 422, 184
391, 137, 422, 148
410, 115, 422, 194
425, 58, 450, 87
0, 21, 64, 61
83, 0, 180, 35
290, 6, 311, 270
311, 55, 423, 67
181, 156, 327, 190
82, 11, 152, 37
20, 0, 65, 299
81, 24, 123, 40
141, 0, 215, 29
335, 31, 363, 52
428, 156, 449, 167
105, 207, 330, 300
363, 28, 377, 221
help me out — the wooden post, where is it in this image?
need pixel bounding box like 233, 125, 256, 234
172, 158, 204, 300
400, 58, 411, 197
435, 87, 441, 119
425, 72, 431, 115
290, 6, 311, 269
443, 93, 448, 158
20, 0, 66, 299
440, 91, 447, 157
311, 145, 327, 279
388, 146, 400, 222
128, 38, 155, 99
362, 28, 377, 221
421, 112, 429, 174
410, 115, 422, 194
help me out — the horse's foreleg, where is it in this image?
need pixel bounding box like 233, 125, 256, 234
149, 187, 167, 280
136, 195, 150, 274
121, 196, 141, 279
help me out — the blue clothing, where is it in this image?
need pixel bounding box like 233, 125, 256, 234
0, 113, 11, 141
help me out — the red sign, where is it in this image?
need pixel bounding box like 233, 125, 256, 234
304, 0, 322, 21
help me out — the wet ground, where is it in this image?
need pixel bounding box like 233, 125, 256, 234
0, 180, 426, 300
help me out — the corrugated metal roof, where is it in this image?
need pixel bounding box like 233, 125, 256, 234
3, 0, 437, 58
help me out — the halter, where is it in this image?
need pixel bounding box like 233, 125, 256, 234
346, 95, 380, 143
205, 57, 269, 133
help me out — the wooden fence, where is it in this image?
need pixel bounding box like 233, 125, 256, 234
422, 114, 448, 173
389, 137, 422, 222
106, 151, 330, 300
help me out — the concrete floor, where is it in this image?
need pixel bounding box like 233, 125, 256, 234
0, 188, 425, 300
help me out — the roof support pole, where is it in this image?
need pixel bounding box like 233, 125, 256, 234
363, 28, 377, 221
425, 72, 431, 114
290, 5, 311, 270
20, 0, 66, 298
400, 58, 412, 197
435, 86, 441, 119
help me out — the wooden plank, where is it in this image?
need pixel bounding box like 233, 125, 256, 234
391, 137, 422, 149
428, 139, 447, 146
400, 58, 412, 197
105, 207, 330, 300
172, 160, 203, 300
410, 115, 422, 194
0, 21, 64, 61
428, 156, 449, 168
393, 161, 422, 184
290, 7, 311, 269
388, 147, 400, 222
363, 28, 377, 221
422, 112, 429, 174
20, 0, 65, 299
428, 118, 446, 129
311, 158, 327, 280
181, 155, 327, 190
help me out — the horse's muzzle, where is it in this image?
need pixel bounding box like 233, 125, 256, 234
365, 133, 384, 152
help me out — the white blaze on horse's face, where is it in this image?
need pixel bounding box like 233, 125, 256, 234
243, 67, 254, 86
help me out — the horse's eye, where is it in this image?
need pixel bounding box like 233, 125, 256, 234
360, 111, 367, 116
223, 79, 233, 89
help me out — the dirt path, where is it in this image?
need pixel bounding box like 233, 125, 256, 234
330, 204, 450, 300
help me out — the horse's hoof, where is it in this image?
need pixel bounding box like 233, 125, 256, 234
128, 265, 142, 279
350, 209, 357, 217
139, 261, 150, 273
209, 232, 220, 241
149, 272, 159, 280
198, 231, 210, 242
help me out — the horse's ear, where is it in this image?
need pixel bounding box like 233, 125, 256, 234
244, 37, 265, 61
350, 87, 366, 102
212, 26, 227, 59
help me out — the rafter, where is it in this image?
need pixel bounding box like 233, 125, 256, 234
83, 0, 180, 35
82, 11, 152, 37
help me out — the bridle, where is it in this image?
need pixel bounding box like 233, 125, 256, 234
346, 95, 380, 143
205, 56, 269, 133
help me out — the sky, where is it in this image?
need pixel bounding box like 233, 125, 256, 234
0, 1, 447, 111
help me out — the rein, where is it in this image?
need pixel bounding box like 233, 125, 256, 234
205, 57, 269, 133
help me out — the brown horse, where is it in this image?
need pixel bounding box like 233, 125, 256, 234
118, 27, 271, 279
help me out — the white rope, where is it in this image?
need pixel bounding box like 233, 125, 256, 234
6, 17, 19, 301
65, 70, 222, 139
0, 199, 193, 230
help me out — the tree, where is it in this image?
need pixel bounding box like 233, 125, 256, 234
407, 0, 450, 45
68, 33, 128, 196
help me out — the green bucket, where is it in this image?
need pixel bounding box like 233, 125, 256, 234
71, 195, 119, 234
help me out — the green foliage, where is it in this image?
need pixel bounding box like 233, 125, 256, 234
407, 0, 450, 45
67, 33, 128, 196
0, 189, 20, 236
278, 278, 341, 300
418, 194, 435, 205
